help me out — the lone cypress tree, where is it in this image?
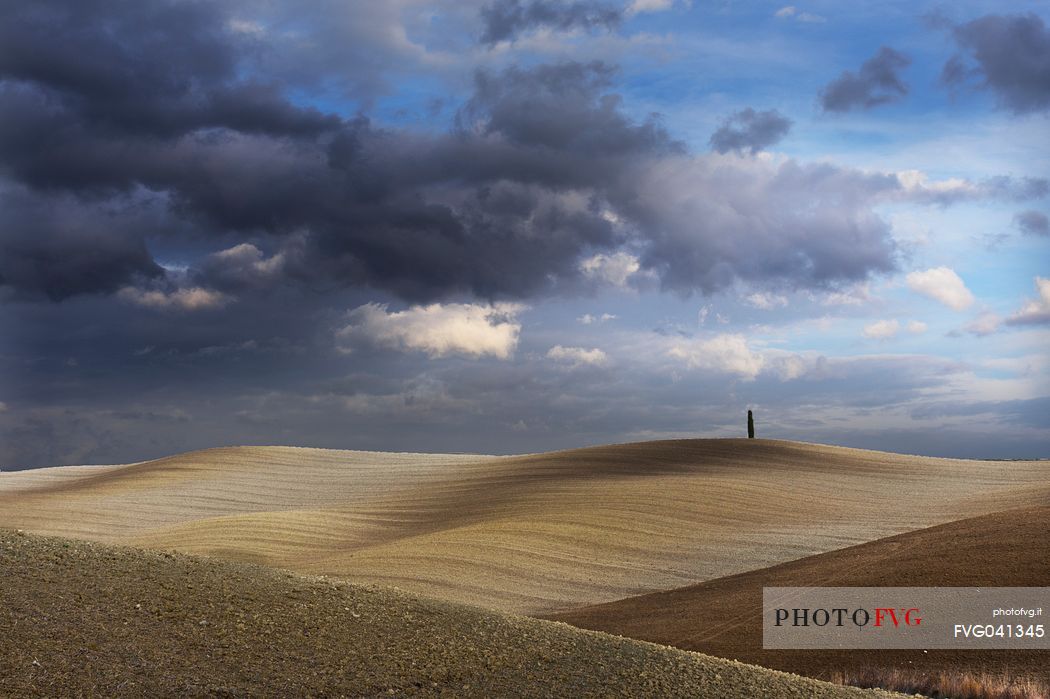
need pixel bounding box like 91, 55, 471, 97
747, 410, 755, 439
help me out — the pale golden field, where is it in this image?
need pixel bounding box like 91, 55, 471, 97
2, 439, 1046, 614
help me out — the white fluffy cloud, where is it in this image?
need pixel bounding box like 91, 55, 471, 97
117, 286, 230, 311
863, 319, 900, 339
906, 320, 928, 334
906, 267, 975, 311
894, 170, 1043, 205
965, 312, 1002, 336
744, 292, 788, 310
1007, 277, 1050, 326
774, 6, 825, 22
337, 302, 524, 359
578, 313, 617, 325
863, 319, 926, 339
668, 334, 767, 380
547, 345, 609, 367
210, 243, 285, 276
896, 170, 980, 202
579, 251, 641, 288
769, 354, 809, 381
818, 284, 872, 306
627, 0, 674, 16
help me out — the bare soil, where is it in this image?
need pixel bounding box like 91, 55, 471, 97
0, 529, 905, 698
548, 506, 1050, 687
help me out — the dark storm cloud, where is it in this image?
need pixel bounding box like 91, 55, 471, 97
456, 61, 678, 159
0, 0, 233, 123
0, 54, 636, 303
0, 17, 646, 303
0, 0, 341, 140
1015, 210, 1050, 236
479, 0, 622, 45
820, 47, 911, 112
0, 186, 162, 301
709, 108, 792, 155
284, 61, 905, 299
292, 61, 661, 300
0, 0, 1035, 309
942, 13, 1050, 113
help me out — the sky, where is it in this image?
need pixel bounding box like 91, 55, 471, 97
1, 0, 1048, 469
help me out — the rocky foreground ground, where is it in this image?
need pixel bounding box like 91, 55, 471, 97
0, 529, 908, 698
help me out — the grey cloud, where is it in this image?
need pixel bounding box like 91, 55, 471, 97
899, 175, 1050, 207
205, 83, 343, 137
9, 328, 1038, 470
0, 1, 1020, 310
0, 1, 338, 141
457, 61, 675, 158
820, 47, 911, 112
1, 1, 1045, 472
990, 177, 1050, 201
0, 48, 916, 306
194, 243, 291, 293
1006, 309, 1050, 328
760, 354, 967, 409
479, 0, 622, 45
0, 51, 651, 302
799, 426, 1048, 461
0, 1, 979, 309
1015, 209, 1050, 236
0, 0, 233, 128
0, 186, 163, 300
709, 108, 792, 155
911, 397, 1050, 429
943, 13, 1050, 113
624, 159, 901, 294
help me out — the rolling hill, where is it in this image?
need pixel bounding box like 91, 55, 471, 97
2, 439, 1047, 614
548, 505, 1050, 686
0, 529, 905, 698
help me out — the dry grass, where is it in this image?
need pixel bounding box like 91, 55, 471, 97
2, 439, 1048, 614
832, 668, 1049, 699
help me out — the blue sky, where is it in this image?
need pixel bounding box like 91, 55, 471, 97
0, 0, 1047, 467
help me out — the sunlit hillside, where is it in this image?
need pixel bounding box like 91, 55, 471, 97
2, 439, 1047, 613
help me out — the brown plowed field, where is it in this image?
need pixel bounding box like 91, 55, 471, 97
548, 506, 1050, 686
